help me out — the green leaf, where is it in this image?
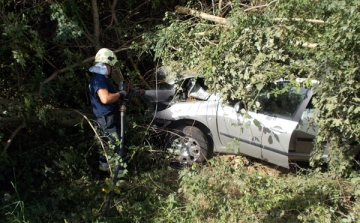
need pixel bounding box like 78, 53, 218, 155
256, 83, 264, 91
332, 119, 342, 127
212, 66, 216, 73
24, 97, 31, 108
253, 119, 262, 130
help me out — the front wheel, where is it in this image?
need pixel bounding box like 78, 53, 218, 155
164, 126, 209, 165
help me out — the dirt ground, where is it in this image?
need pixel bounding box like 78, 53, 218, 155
219, 154, 294, 176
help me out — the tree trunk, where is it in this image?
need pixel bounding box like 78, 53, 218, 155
91, 0, 101, 51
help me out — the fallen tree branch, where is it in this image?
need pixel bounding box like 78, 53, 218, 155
295, 41, 318, 48
175, 6, 227, 25
273, 18, 327, 24
175, 5, 322, 48
175, 5, 327, 24
244, 0, 278, 12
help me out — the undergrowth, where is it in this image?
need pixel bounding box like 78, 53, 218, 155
2, 149, 359, 222
1, 116, 359, 222
154, 157, 360, 223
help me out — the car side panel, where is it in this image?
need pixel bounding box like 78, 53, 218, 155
255, 113, 298, 168
216, 104, 262, 159
217, 104, 299, 168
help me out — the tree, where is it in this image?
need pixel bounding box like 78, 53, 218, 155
0, 0, 173, 152
149, 0, 360, 174
0, 1, 175, 220
1, 0, 360, 221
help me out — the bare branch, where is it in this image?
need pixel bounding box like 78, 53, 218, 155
2, 124, 23, 157
273, 18, 328, 24
71, 109, 106, 157
175, 6, 227, 25
37, 56, 93, 99
129, 57, 152, 90
37, 47, 129, 99
110, 0, 119, 25
295, 41, 318, 48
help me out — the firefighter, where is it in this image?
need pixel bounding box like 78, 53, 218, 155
88, 48, 127, 174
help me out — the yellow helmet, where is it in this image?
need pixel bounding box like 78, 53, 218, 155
94, 48, 118, 66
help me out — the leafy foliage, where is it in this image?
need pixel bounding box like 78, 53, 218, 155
308, 1, 360, 175
149, 0, 360, 175
1, 0, 360, 222
0, 0, 174, 222
162, 158, 360, 223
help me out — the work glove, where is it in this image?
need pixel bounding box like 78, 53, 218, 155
119, 90, 127, 99
118, 81, 130, 99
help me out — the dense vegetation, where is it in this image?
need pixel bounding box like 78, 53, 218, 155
1, 0, 359, 222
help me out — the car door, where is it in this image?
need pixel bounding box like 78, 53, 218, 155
217, 82, 311, 168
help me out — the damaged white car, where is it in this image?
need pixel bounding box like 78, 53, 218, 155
142, 74, 360, 168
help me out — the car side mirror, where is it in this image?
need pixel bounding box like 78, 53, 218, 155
234, 101, 245, 113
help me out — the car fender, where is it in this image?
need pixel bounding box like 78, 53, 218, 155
154, 100, 212, 123
153, 97, 223, 150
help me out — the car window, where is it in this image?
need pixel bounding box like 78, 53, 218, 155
257, 82, 308, 120
187, 78, 211, 100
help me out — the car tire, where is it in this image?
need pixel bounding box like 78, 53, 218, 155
164, 125, 209, 165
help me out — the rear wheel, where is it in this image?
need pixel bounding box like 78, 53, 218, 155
164, 126, 209, 165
